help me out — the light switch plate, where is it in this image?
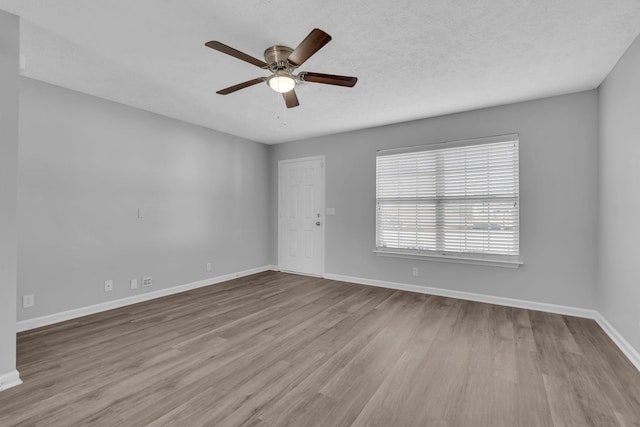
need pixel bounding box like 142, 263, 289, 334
22, 294, 34, 308
130, 279, 138, 289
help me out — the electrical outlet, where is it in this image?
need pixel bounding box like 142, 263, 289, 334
142, 276, 153, 288
104, 280, 114, 292
130, 279, 138, 289
22, 294, 34, 308
412, 267, 419, 277
206, 263, 212, 272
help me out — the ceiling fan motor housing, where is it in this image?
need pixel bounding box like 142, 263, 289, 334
264, 45, 295, 71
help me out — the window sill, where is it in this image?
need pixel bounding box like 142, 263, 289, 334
373, 250, 523, 268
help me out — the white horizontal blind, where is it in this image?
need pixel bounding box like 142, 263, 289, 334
376, 136, 519, 258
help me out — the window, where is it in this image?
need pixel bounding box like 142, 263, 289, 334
375, 134, 520, 266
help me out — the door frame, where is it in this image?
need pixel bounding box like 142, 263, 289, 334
277, 155, 326, 277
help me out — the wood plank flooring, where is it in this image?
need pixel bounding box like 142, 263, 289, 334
1, 271, 639, 426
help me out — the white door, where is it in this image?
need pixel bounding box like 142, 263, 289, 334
278, 157, 324, 276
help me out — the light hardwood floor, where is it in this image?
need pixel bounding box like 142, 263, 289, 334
1, 271, 639, 426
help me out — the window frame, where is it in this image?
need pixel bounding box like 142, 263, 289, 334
374, 134, 522, 268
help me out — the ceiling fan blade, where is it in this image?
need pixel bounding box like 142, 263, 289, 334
283, 89, 300, 108
300, 72, 358, 87
205, 41, 267, 68
287, 29, 332, 67
216, 78, 267, 95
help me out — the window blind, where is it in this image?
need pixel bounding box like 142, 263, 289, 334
376, 135, 519, 259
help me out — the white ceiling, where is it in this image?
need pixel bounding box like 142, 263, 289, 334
1, 1, 639, 144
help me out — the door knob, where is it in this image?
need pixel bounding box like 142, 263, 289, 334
316, 221, 321, 226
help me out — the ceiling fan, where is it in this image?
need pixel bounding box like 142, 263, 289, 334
205, 28, 358, 108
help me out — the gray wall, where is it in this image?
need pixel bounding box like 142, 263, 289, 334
271, 91, 599, 309
7, 32, 638, 370
0, 11, 19, 380
12, 74, 603, 331
17, 78, 271, 321
598, 34, 640, 353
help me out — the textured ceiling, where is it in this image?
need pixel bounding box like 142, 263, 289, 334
1, 1, 639, 144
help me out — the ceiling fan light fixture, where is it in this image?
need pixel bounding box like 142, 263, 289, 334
268, 71, 296, 93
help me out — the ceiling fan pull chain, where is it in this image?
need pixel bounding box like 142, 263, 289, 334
283, 98, 287, 126
275, 92, 287, 125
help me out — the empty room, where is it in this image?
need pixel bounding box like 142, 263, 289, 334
1, 1, 640, 426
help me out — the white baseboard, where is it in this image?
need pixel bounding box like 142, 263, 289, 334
16, 265, 273, 333
0, 370, 22, 391
323, 273, 597, 318
594, 312, 640, 373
